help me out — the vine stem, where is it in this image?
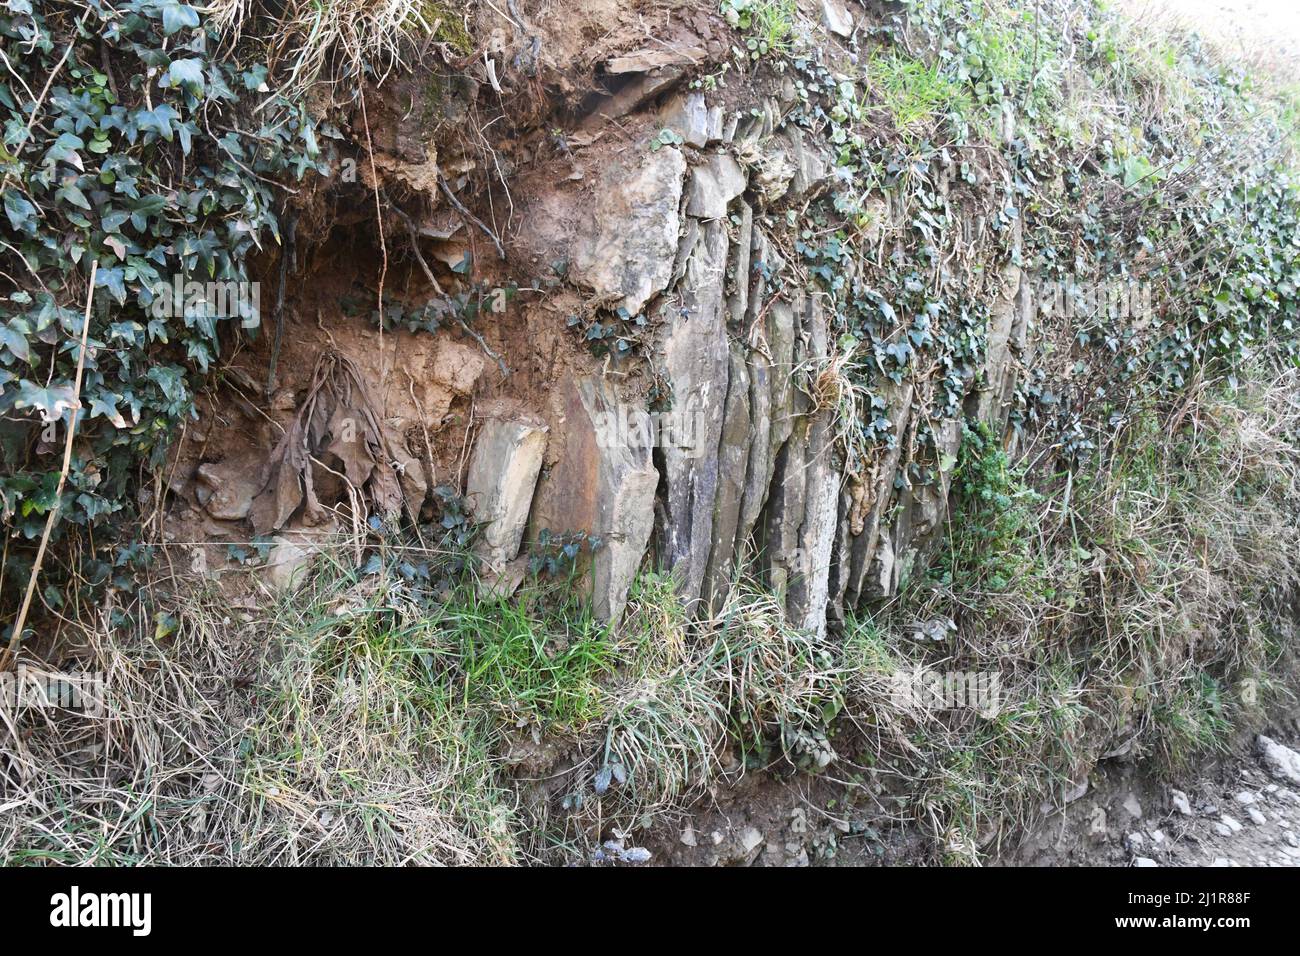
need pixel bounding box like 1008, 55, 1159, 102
1, 260, 98, 672
0, 11, 88, 197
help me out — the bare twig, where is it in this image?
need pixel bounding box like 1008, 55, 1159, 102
438, 176, 507, 260
2, 260, 97, 672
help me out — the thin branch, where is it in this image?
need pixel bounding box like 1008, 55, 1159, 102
438, 176, 507, 260
2, 260, 98, 672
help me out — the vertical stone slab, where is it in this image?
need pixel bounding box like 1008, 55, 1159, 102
659, 218, 731, 609
529, 377, 658, 621
465, 406, 549, 571
703, 342, 752, 611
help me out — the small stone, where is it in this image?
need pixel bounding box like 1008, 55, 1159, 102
1220, 814, 1244, 834
820, 0, 853, 37
1214, 822, 1234, 838
680, 826, 697, 847
1234, 791, 1257, 806
1088, 806, 1109, 842
1126, 832, 1145, 849
1063, 780, 1089, 804
1151, 829, 1165, 843
738, 827, 764, 854
1122, 792, 1143, 820
1284, 830, 1299, 848
659, 93, 724, 148
1247, 807, 1267, 826
1211, 857, 1232, 867
1132, 856, 1159, 867
195, 458, 259, 521
1170, 789, 1193, 816
1257, 735, 1300, 786
263, 534, 317, 591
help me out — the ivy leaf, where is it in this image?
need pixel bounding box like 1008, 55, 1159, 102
88, 392, 128, 429
43, 132, 84, 170
159, 2, 201, 36
55, 182, 91, 210
12, 381, 78, 424
136, 104, 180, 142
100, 208, 130, 232
166, 59, 206, 94
2, 189, 36, 233
96, 266, 127, 304
0, 321, 30, 363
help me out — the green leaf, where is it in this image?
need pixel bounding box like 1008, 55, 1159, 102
100, 208, 130, 232
12, 381, 78, 423
88, 392, 128, 429
0, 321, 30, 362
166, 59, 206, 93
2, 189, 36, 232
160, 2, 201, 36
55, 182, 91, 210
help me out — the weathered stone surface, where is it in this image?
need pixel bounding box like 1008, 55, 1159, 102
831, 381, 914, 613
789, 414, 841, 636
466, 405, 548, 571
975, 216, 1027, 429
821, 0, 854, 37
782, 126, 833, 200
878, 416, 962, 596
726, 201, 753, 327
659, 218, 731, 608
1258, 735, 1300, 786
661, 92, 725, 148
703, 342, 752, 610
737, 240, 797, 555
262, 525, 334, 592
530, 377, 658, 621
756, 296, 841, 636
606, 47, 707, 74
571, 144, 686, 314
685, 152, 747, 219
195, 454, 262, 521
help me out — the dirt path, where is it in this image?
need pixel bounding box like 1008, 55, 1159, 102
1009, 726, 1300, 867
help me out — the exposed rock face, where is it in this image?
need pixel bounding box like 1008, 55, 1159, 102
754, 297, 841, 636
570, 144, 686, 315
466, 404, 548, 572
831, 381, 914, 613
660, 92, 725, 148
529, 376, 658, 621
659, 218, 732, 609
685, 152, 747, 218
259, 76, 1029, 641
